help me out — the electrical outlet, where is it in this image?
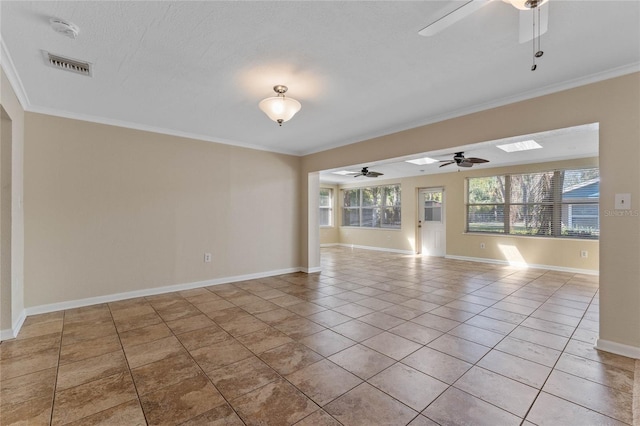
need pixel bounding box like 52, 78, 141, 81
480, 242, 486, 249
204, 253, 212, 263
580, 250, 588, 258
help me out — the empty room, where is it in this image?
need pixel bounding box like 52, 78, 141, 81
1, 1, 639, 425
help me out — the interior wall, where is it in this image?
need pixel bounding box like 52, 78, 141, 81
24, 112, 301, 308
319, 183, 339, 245
1, 108, 12, 329
0, 68, 25, 338
301, 72, 640, 352
331, 157, 599, 272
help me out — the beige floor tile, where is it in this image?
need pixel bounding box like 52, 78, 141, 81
176, 326, 230, 351
61, 319, 118, 345
236, 326, 293, 354
369, 363, 448, 411
165, 313, 216, 334
118, 322, 172, 349
454, 366, 538, 417
64, 399, 146, 426
56, 350, 128, 391
477, 349, 552, 388
555, 353, 635, 394
131, 352, 202, 396
299, 329, 356, 357
564, 339, 636, 372
124, 335, 186, 369
430, 306, 476, 322
140, 373, 225, 426
508, 326, 569, 351
332, 302, 375, 318
294, 409, 341, 425
113, 311, 163, 333
389, 322, 442, 345
427, 334, 490, 364
0, 367, 56, 407
543, 370, 633, 424
240, 299, 280, 314
448, 323, 505, 347
495, 336, 561, 367
17, 319, 64, 340
0, 333, 61, 360
0, 395, 53, 426
272, 316, 325, 339
362, 331, 422, 360
411, 312, 460, 332
59, 334, 122, 365
51, 372, 138, 425
358, 311, 406, 330
287, 359, 362, 406
189, 338, 253, 373
403, 346, 472, 385
465, 315, 516, 334
0, 347, 59, 381
230, 379, 318, 425
180, 403, 244, 426
423, 386, 522, 426
259, 341, 324, 376
526, 392, 627, 426
330, 319, 384, 342
328, 344, 395, 380
325, 382, 418, 425
307, 309, 352, 327
209, 356, 280, 400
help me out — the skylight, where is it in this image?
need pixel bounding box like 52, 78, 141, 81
496, 140, 542, 152
332, 170, 357, 175
405, 157, 438, 165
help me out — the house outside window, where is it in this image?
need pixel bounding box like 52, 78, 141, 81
467, 168, 599, 239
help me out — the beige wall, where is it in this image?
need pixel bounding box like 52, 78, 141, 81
0, 68, 25, 336
24, 113, 301, 307
301, 73, 640, 351
319, 183, 339, 245
331, 157, 599, 272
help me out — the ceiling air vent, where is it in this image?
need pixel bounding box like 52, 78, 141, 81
44, 52, 92, 77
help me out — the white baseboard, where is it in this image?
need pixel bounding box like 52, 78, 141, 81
300, 266, 322, 273
444, 255, 599, 276
320, 243, 339, 247
0, 309, 26, 341
22, 267, 300, 319
595, 338, 640, 360
336, 244, 414, 255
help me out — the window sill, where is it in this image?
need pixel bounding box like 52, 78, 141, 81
463, 232, 599, 242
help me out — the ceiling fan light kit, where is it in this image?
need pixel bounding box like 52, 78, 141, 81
419, 0, 549, 71
259, 85, 301, 126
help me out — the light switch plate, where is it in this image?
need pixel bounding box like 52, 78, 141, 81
615, 193, 631, 210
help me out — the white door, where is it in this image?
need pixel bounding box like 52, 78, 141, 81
418, 188, 446, 256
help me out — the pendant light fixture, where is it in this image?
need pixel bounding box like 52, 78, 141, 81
259, 85, 302, 126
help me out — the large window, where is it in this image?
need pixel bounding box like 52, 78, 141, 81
342, 184, 401, 228
319, 188, 333, 227
467, 168, 599, 239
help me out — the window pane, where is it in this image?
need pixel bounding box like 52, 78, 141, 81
509, 204, 555, 236
362, 187, 381, 207
319, 208, 331, 227
383, 185, 401, 206
510, 172, 555, 204
562, 169, 600, 200
562, 203, 599, 238
468, 177, 505, 204
343, 189, 359, 207
382, 207, 401, 228
467, 205, 505, 233
342, 208, 360, 226
320, 188, 332, 207
425, 207, 441, 222
361, 208, 381, 227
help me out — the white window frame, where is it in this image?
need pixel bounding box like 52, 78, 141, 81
319, 187, 334, 228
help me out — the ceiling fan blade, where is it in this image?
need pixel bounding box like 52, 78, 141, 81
418, 0, 493, 37
467, 157, 489, 163
353, 173, 363, 178
439, 161, 455, 168
518, 2, 549, 43
367, 172, 384, 177
458, 161, 474, 167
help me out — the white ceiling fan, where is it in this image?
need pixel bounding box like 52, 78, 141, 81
419, 0, 549, 69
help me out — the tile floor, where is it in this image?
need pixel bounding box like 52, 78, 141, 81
0, 246, 636, 425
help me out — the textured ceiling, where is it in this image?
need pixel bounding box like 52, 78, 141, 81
1, 1, 639, 155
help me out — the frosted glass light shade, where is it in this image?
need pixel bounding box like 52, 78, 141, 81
506, 0, 548, 10
259, 96, 301, 125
